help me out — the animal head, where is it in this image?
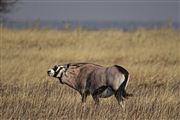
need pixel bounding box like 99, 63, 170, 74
47, 64, 69, 78
47, 63, 87, 84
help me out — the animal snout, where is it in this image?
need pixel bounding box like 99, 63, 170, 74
47, 69, 55, 77
47, 70, 51, 74
47, 69, 52, 75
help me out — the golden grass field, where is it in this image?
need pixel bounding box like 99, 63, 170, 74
1, 27, 180, 119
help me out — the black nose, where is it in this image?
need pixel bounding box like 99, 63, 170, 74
47, 70, 51, 74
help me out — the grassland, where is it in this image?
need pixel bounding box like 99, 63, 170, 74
1, 27, 180, 119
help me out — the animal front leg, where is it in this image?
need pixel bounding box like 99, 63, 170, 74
81, 93, 87, 107
81, 93, 87, 103
81, 93, 87, 111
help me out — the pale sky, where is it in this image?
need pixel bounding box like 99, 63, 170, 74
6, 0, 180, 22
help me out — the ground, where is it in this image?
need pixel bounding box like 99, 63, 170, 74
1, 27, 180, 119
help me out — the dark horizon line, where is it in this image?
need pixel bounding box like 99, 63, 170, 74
3, 18, 180, 23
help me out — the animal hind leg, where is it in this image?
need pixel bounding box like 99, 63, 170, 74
115, 89, 125, 110
92, 86, 108, 105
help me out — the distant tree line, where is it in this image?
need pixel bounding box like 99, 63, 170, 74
0, 0, 18, 13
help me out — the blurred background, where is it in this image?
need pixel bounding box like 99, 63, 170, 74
1, 0, 179, 30
1, 0, 180, 119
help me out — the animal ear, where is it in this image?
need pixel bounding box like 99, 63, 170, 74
64, 64, 70, 69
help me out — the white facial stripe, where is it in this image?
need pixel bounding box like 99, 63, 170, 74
56, 66, 61, 72
56, 68, 65, 78
56, 65, 64, 72
48, 65, 66, 78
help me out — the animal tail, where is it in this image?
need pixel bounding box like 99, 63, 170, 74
120, 72, 133, 99
114, 65, 133, 99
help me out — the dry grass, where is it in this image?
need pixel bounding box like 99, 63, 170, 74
1, 27, 180, 119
